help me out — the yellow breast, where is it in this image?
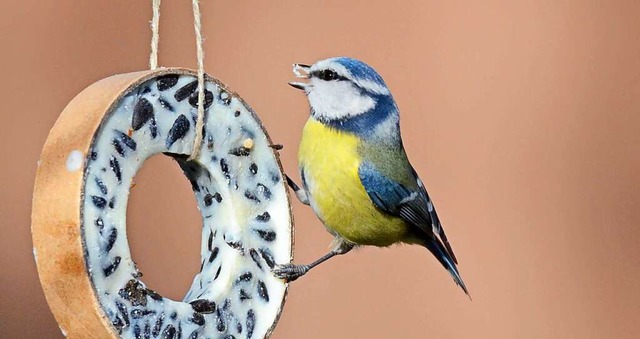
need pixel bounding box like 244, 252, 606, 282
298, 119, 407, 246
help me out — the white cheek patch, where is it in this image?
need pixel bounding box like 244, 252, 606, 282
307, 79, 375, 121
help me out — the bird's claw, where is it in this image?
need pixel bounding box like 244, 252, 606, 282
272, 263, 309, 282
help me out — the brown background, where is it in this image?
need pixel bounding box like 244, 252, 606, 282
1, 1, 639, 338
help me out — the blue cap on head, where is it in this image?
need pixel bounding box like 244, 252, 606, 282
332, 57, 388, 89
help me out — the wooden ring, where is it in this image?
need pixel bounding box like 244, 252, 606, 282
32, 68, 293, 338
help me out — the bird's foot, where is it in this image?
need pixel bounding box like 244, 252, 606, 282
272, 263, 310, 282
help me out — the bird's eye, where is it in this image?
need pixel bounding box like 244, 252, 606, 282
317, 69, 339, 81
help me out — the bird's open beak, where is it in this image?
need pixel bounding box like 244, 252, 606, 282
288, 82, 307, 91
288, 63, 310, 91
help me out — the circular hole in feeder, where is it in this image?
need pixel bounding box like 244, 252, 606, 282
127, 154, 201, 301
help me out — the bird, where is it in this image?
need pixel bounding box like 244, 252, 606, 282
273, 57, 469, 296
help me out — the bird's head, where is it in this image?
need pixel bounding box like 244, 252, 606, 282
289, 57, 398, 131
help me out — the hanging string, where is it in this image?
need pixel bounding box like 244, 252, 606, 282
150, 0, 207, 160
149, 0, 161, 70
187, 0, 206, 161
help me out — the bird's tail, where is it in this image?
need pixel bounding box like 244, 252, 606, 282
423, 237, 471, 298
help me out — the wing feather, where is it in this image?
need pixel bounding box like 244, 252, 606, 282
359, 161, 458, 264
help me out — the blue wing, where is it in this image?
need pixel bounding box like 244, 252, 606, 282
358, 161, 458, 263
359, 161, 469, 295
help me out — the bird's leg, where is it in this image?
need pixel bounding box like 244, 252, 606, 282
273, 241, 353, 281
286, 174, 309, 205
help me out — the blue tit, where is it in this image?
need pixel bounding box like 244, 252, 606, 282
274, 57, 469, 296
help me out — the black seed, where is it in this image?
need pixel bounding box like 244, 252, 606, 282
220, 158, 229, 176
144, 323, 151, 339
244, 190, 260, 203
147, 288, 162, 301
132, 98, 154, 131
257, 183, 272, 199
152, 313, 165, 337
189, 330, 199, 339
220, 92, 232, 105
246, 310, 255, 338
190, 312, 205, 326
103, 256, 121, 277
112, 139, 125, 156
256, 212, 271, 222
116, 301, 130, 327
133, 324, 141, 338
157, 74, 180, 91
95, 217, 104, 230
234, 110, 241, 117
271, 170, 281, 184
95, 177, 108, 195
260, 249, 276, 269
236, 272, 252, 284
249, 249, 262, 269
190, 299, 216, 314
216, 308, 226, 332
92, 196, 107, 209
255, 229, 276, 242
166, 114, 190, 148
188, 90, 214, 108
150, 117, 158, 138
239, 289, 251, 301
108, 197, 115, 209
228, 147, 251, 156
257, 280, 270, 302
104, 228, 117, 253
208, 247, 219, 263
110, 156, 122, 183
162, 325, 176, 339
223, 298, 231, 311
207, 134, 214, 150
141, 86, 151, 94
249, 163, 258, 175
131, 308, 156, 319
240, 289, 251, 301
111, 316, 124, 334
120, 280, 148, 307
236, 320, 243, 334
170, 311, 177, 320
204, 194, 214, 207
174, 80, 198, 101
224, 335, 237, 339
207, 232, 213, 251
226, 240, 243, 252
213, 192, 222, 203
158, 97, 174, 112
90, 151, 98, 160
116, 130, 137, 150
214, 266, 222, 280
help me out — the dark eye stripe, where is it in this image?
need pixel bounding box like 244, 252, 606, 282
310, 69, 348, 81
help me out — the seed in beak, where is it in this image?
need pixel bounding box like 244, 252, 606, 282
292, 64, 310, 78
